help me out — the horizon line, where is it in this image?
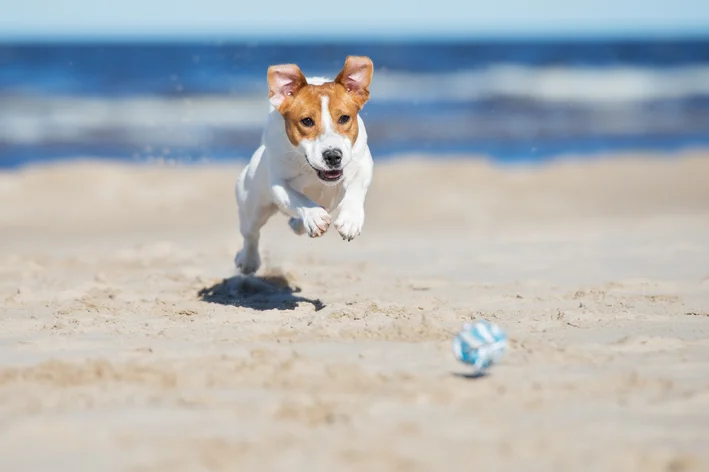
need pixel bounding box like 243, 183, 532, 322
2, 27, 709, 44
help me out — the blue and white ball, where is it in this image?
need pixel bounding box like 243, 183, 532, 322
452, 320, 508, 373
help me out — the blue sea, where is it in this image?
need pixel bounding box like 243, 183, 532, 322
1, 38, 709, 168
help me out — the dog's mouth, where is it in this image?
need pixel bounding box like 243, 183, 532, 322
317, 169, 343, 182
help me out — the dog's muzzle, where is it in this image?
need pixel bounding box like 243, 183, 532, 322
317, 148, 344, 181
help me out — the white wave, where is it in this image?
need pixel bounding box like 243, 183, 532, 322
371, 64, 709, 103
0, 96, 268, 145
2, 64, 709, 146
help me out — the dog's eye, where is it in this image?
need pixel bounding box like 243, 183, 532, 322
338, 115, 351, 125
300, 117, 315, 127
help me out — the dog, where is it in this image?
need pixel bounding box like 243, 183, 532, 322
234, 56, 375, 275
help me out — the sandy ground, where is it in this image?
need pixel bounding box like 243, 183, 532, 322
1, 151, 708, 472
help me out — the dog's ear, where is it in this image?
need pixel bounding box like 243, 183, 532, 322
267, 64, 308, 111
335, 56, 373, 109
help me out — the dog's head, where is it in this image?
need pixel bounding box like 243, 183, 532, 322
267, 56, 373, 185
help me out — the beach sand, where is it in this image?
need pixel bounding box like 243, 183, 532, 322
1, 151, 708, 471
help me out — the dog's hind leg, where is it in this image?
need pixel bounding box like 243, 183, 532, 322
235, 162, 276, 275
235, 201, 276, 275
287, 217, 307, 235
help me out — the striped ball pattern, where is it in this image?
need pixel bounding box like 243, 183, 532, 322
452, 320, 508, 372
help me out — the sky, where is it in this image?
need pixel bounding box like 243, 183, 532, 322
1, 0, 709, 41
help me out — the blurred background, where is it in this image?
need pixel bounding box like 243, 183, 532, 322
1, 0, 709, 168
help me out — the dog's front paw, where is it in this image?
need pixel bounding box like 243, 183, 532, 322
334, 206, 365, 241
235, 248, 260, 275
300, 207, 331, 238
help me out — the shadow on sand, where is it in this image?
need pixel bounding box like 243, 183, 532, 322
451, 371, 489, 380
198, 272, 325, 311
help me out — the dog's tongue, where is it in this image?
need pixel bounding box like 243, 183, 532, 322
323, 170, 341, 178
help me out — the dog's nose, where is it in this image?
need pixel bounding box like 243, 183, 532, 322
322, 148, 342, 168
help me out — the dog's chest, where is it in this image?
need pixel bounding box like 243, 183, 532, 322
290, 176, 342, 209
304, 183, 341, 209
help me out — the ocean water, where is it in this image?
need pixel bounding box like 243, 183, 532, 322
1, 39, 709, 168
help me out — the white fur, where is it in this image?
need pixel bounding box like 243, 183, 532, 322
234, 76, 374, 275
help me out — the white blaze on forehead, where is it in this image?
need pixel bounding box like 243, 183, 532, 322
320, 95, 333, 134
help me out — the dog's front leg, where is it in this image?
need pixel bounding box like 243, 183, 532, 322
333, 154, 372, 241
333, 189, 366, 241
271, 182, 331, 238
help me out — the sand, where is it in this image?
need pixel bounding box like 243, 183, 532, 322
0, 151, 708, 472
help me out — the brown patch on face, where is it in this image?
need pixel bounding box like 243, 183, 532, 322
279, 83, 363, 147
327, 83, 362, 146
267, 56, 374, 147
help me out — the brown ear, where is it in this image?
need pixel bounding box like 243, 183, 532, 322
335, 56, 373, 108
267, 64, 307, 111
